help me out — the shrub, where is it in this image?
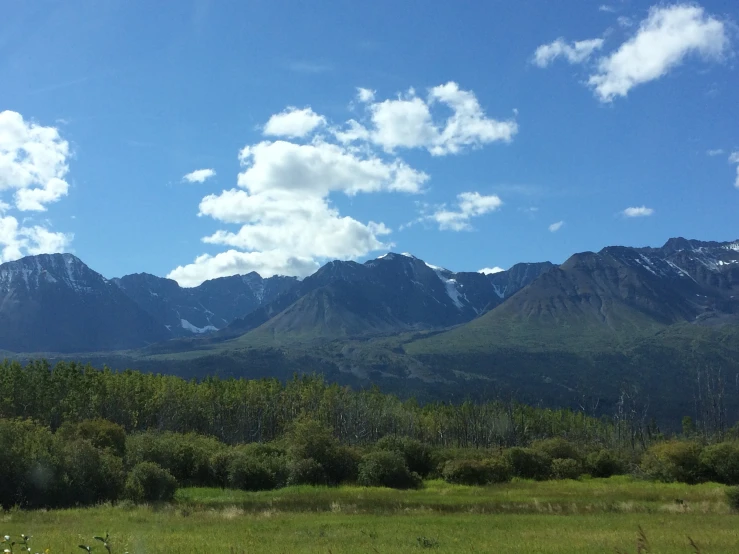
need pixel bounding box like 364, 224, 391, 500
700, 442, 739, 485
285, 419, 358, 484
357, 451, 421, 489
442, 458, 511, 486
124, 462, 177, 503
227, 453, 278, 491
287, 458, 327, 486
0, 419, 63, 509
58, 419, 126, 458
60, 439, 126, 505
531, 438, 581, 462
585, 449, 627, 478
641, 441, 704, 484
551, 458, 581, 480
126, 431, 226, 486
726, 486, 739, 511
504, 447, 552, 480
376, 436, 435, 477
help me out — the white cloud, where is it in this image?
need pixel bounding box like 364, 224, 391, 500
479, 266, 504, 275
707, 149, 725, 156
357, 88, 376, 103
183, 168, 216, 183
340, 82, 517, 156
622, 206, 654, 217
167, 250, 320, 286
533, 38, 605, 67
588, 4, 728, 102
431, 192, 503, 231
0, 110, 70, 212
263, 107, 326, 138
599, 5, 616, 13
170, 84, 515, 285
549, 221, 564, 232
0, 215, 72, 263
730, 152, 739, 189
0, 111, 73, 262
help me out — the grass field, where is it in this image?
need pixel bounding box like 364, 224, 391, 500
3, 478, 738, 553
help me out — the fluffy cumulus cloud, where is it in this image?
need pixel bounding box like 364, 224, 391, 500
168, 83, 516, 286
183, 168, 216, 183
430, 192, 503, 231
263, 107, 326, 138
479, 266, 504, 275
533, 38, 604, 67
337, 82, 518, 156
622, 206, 654, 217
0, 110, 72, 262
549, 221, 564, 232
730, 152, 739, 189
588, 4, 728, 102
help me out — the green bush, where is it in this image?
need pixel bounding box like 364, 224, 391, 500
376, 436, 434, 477
551, 458, 581, 480
585, 449, 627, 478
285, 419, 358, 484
441, 458, 511, 485
287, 458, 327, 486
358, 451, 421, 489
124, 462, 177, 503
700, 442, 739, 485
504, 447, 552, 480
725, 486, 739, 511
0, 419, 62, 509
641, 441, 704, 484
58, 419, 126, 458
227, 453, 278, 491
531, 438, 581, 462
126, 431, 226, 486
60, 439, 125, 505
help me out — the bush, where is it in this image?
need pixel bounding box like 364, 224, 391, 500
58, 419, 126, 458
287, 458, 327, 486
124, 462, 177, 503
531, 438, 581, 462
60, 439, 126, 505
285, 419, 357, 484
126, 431, 226, 486
376, 436, 435, 478
0, 419, 63, 509
700, 442, 739, 485
358, 451, 421, 489
726, 486, 739, 511
442, 458, 511, 486
551, 458, 581, 480
504, 447, 552, 480
585, 449, 627, 478
641, 441, 704, 484
227, 453, 278, 491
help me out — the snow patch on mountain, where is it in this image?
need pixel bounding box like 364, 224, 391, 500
431, 268, 465, 309
180, 319, 218, 334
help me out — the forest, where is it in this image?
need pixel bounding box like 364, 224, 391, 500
3, 359, 739, 513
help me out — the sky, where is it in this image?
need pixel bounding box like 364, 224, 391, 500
1, 0, 738, 286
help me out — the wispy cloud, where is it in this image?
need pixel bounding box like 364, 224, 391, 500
183, 168, 216, 183
285, 61, 333, 74
430, 192, 503, 231
730, 152, 739, 189
548, 221, 564, 232
622, 206, 654, 217
588, 4, 728, 102
533, 38, 604, 67
599, 5, 617, 13
707, 148, 725, 156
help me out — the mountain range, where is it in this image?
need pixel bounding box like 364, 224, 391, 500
2, 237, 739, 424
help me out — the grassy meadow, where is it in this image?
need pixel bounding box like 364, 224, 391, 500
4, 478, 739, 553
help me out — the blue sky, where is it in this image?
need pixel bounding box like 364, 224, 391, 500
1, 0, 738, 285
